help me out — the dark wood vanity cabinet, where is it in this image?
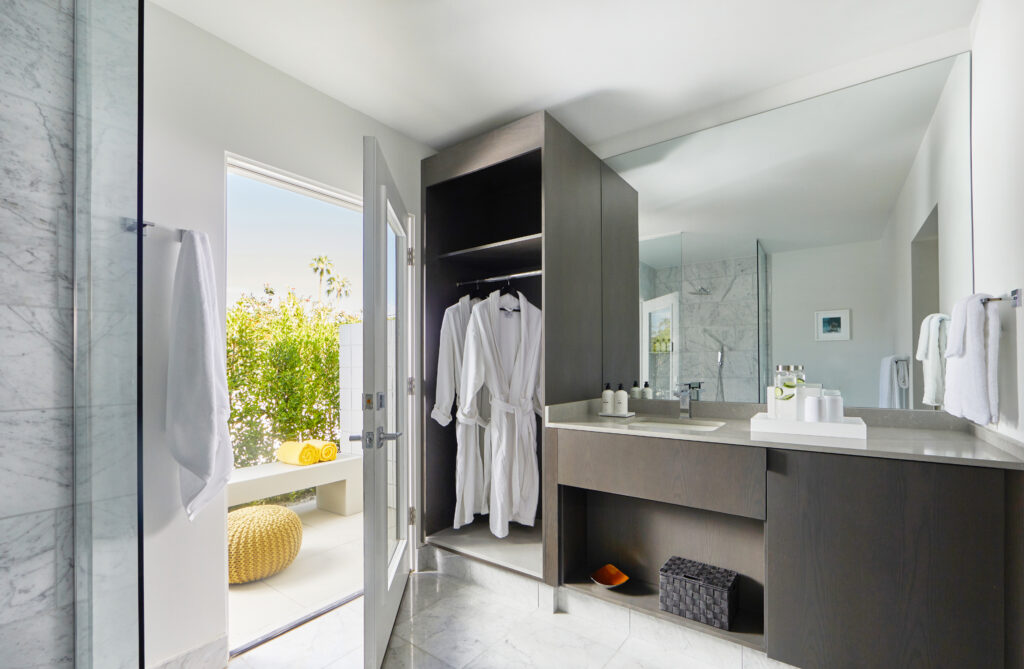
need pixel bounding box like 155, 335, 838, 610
765, 449, 1005, 669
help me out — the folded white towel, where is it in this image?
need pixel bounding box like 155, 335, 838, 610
943, 294, 1000, 425
915, 313, 949, 407
166, 231, 232, 521
879, 355, 910, 409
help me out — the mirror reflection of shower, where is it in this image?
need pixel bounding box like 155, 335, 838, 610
704, 329, 726, 402
639, 232, 762, 404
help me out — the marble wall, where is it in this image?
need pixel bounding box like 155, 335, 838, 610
679, 257, 760, 402
653, 257, 760, 403
0, 0, 77, 665
1, 0, 139, 666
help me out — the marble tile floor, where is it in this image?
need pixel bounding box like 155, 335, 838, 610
229, 501, 363, 649
231, 568, 794, 669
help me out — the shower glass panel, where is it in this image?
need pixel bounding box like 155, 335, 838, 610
73, 0, 140, 666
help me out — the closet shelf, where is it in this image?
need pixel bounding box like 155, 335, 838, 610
436, 233, 542, 272
561, 580, 765, 651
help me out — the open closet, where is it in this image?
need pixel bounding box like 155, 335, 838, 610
420, 112, 638, 580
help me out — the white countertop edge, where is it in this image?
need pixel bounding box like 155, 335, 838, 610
545, 418, 1024, 471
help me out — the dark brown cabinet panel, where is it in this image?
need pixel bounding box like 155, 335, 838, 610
600, 163, 639, 389
557, 430, 766, 520
765, 449, 1004, 669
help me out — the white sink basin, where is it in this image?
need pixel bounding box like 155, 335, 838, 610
624, 417, 725, 433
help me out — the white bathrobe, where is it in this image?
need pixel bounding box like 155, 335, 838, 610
944, 294, 1000, 424
915, 313, 949, 407
430, 295, 489, 527
457, 291, 543, 538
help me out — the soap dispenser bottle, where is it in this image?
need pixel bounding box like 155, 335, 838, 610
630, 381, 642, 399
642, 381, 653, 399
614, 384, 629, 415
601, 383, 613, 414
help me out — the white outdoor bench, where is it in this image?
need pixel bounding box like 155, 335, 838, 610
227, 455, 363, 516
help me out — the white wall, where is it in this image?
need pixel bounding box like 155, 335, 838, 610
142, 5, 432, 666
770, 239, 895, 408
970, 0, 1024, 441
882, 54, 973, 387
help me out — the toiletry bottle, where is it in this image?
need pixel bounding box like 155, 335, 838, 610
642, 381, 653, 399
630, 381, 641, 399
601, 383, 613, 414
614, 384, 629, 415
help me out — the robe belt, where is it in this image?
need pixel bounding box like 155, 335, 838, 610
490, 397, 535, 452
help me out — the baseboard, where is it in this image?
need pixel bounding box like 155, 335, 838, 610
150, 635, 228, 669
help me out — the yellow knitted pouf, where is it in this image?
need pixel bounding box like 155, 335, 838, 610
228, 505, 303, 584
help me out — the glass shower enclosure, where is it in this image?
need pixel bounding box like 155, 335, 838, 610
73, 0, 141, 666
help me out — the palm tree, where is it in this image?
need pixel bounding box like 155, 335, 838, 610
326, 275, 352, 302
309, 255, 334, 303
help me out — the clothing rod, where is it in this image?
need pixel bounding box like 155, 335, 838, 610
981, 288, 1021, 308
456, 269, 542, 287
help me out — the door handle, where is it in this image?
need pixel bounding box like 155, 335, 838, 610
350, 431, 374, 448
377, 428, 402, 448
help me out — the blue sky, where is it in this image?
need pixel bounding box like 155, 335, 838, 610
226, 173, 363, 314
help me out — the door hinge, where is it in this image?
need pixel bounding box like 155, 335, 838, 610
407, 376, 416, 395
408, 507, 416, 525
407, 248, 415, 266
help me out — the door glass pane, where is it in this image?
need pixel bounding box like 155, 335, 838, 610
74, 0, 140, 665
386, 217, 401, 562
648, 307, 672, 398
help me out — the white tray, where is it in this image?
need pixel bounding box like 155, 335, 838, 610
598, 411, 636, 418
750, 412, 866, 439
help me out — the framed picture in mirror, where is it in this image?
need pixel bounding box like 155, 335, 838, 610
815, 309, 850, 341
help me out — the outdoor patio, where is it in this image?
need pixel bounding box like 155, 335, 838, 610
228, 501, 363, 649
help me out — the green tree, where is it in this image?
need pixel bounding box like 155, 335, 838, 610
226, 280, 360, 469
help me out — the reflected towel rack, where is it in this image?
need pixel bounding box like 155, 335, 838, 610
121, 217, 185, 241
456, 269, 541, 288
981, 289, 1021, 308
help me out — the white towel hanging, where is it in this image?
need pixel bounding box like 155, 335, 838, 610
166, 231, 232, 521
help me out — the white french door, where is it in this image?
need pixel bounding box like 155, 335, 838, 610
360, 137, 412, 668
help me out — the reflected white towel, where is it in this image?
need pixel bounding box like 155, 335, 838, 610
915, 313, 949, 407
166, 231, 232, 521
943, 294, 1000, 425
879, 355, 910, 409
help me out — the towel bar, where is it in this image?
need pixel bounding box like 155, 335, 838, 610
982, 289, 1020, 308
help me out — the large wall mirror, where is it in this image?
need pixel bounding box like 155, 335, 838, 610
610, 53, 973, 409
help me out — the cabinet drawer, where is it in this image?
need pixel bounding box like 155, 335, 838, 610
556, 429, 766, 520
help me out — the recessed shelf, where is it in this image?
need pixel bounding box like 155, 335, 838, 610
436, 233, 542, 271
562, 580, 765, 651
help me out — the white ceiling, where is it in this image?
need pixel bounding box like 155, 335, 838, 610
618, 55, 963, 258
151, 0, 978, 150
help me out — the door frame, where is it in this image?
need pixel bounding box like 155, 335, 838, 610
640, 292, 679, 398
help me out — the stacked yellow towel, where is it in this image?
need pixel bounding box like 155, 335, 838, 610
305, 439, 337, 462
277, 441, 319, 466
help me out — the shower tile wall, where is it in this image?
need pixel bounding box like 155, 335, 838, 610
657, 257, 760, 403
681, 256, 760, 402
0, 0, 76, 665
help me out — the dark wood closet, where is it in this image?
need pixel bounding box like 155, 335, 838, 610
419, 111, 638, 579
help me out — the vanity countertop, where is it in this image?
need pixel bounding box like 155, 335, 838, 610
545, 401, 1024, 471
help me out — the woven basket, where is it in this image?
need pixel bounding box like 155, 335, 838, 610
228, 505, 303, 584
658, 556, 738, 630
